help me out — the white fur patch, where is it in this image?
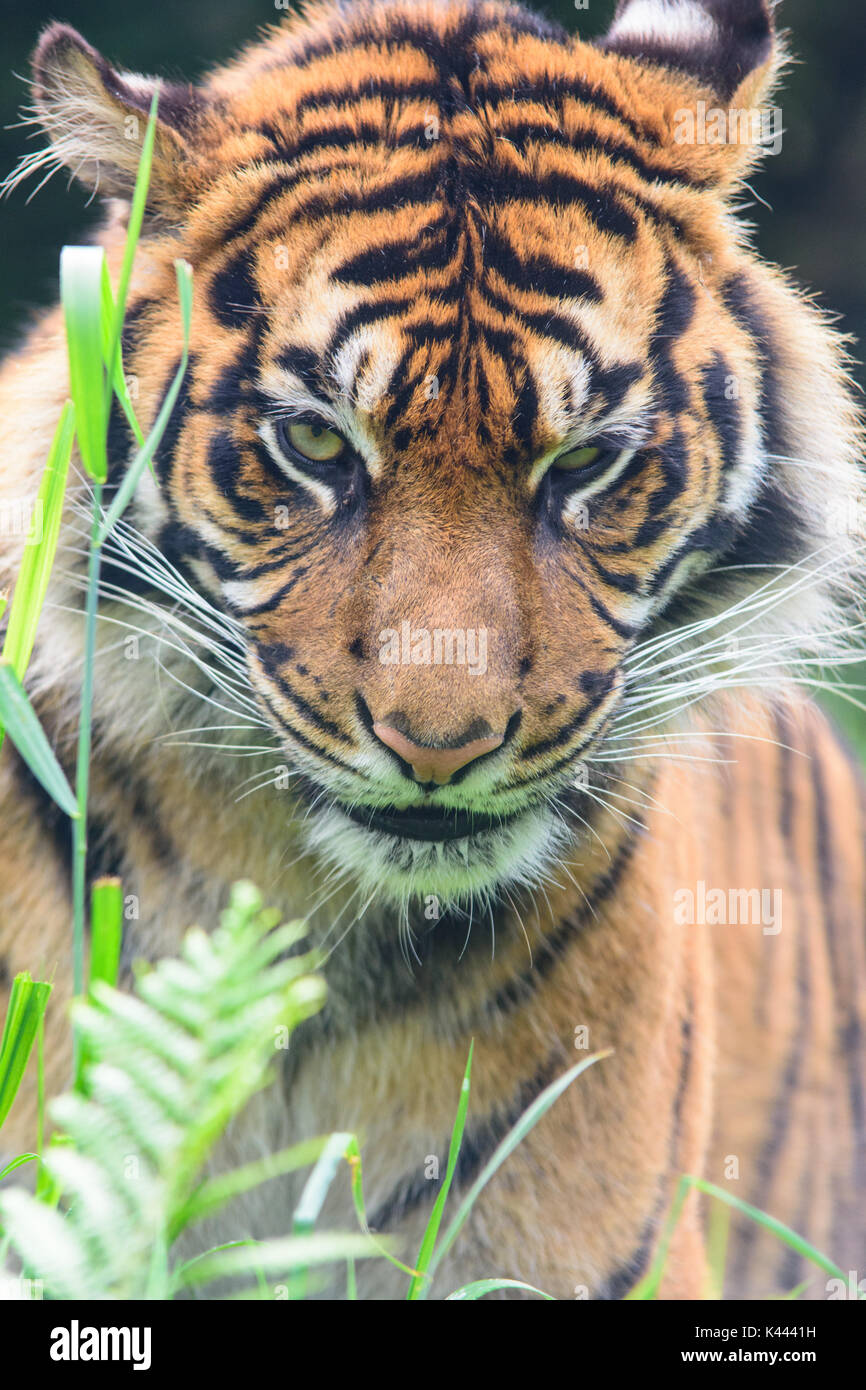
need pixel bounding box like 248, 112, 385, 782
610, 0, 717, 49
303, 801, 571, 911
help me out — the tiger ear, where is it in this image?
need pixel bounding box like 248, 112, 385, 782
18, 24, 205, 211
598, 0, 783, 185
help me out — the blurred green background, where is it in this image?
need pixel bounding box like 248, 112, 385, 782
0, 0, 864, 740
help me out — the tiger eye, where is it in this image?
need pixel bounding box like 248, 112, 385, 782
553, 445, 602, 471
285, 421, 346, 462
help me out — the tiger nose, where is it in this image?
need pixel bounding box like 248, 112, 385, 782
372, 723, 504, 785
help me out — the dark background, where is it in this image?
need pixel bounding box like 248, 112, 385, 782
1, 0, 864, 741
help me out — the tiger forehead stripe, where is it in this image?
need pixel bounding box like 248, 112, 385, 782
148, 1, 760, 464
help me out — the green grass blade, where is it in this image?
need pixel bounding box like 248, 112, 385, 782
36, 1009, 46, 1185
61, 246, 107, 483
343, 1135, 418, 1278
625, 1175, 690, 1301
101, 88, 159, 421
407, 1040, 473, 1300
0, 1153, 38, 1182
1, 400, 75, 680
778, 1279, 814, 1301
98, 258, 192, 542
689, 1178, 847, 1284
424, 1049, 611, 1293
73, 876, 125, 1091
0, 661, 78, 817
174, 1232, 379, 1292
88, 877, 123, 993
626, 1174, 847, 1300
175, 1138, 328, 1237
446, 1278, 554, 1300
293, 1132, 355, 1235
290, 1130, 355, 1299
705, 1190, 730, 1299
0, 973, 52, 1132
100, 263, 143, 449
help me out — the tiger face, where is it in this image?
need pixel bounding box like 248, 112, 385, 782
22, 0, 863, 908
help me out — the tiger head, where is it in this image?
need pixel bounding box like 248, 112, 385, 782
20, 0, 864, 908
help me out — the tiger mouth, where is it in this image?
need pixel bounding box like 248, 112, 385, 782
339, 801, 519, 842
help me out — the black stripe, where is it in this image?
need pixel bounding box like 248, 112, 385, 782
590, 360, 645, 414
719, 475, 813, 574
648, 258, 696, 418
91, 742, 177, 869
273, 346, 329, 397
478, 166, 639, 241
484, 817, 644, 1016
511, 361, 538, 450
812, 726, 866, 1204
668, 996, 694, 1170
588, 589, 639, 640
579, 545, 641, 594
700, 351, 742, 473
282, 7, 566, 87
217, 173, 297, 249
257, 686, 360, 774
476, 278, 599, 369
256, 642, 352, 743
773, 703, 795, 845
519, 671, 615, 760
645, 513, 739, 599
366, 1044, 571, 1233
381, 347, 422, 434
491, 117, 710, 191
718, 273, 787, 454
153, 353, 195, 492
597, 1216, 658, 1300
325, 292, 457, 362
6, 742, 72, 889
206, 431, 269, 523
482, 224, 602, 304
287, 78, 444, 124
642, 430, 689, 522
208, 249, 261, 328
289, 118, 429, 161
727, 748, 812, 1291
331, 215, 455, 287
287, 166, 443, 228
105, 394, 135, 486
727, 975, 808, 1291
470, 71, 648, 146
235, 567, 310, 617
203, 335, 260, 414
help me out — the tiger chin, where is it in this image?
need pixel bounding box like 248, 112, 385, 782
1, 0, 865, 1302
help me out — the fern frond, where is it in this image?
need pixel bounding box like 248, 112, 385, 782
0, 881, 377, 1299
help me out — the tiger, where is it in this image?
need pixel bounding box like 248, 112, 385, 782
0, 0, 864, 1301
